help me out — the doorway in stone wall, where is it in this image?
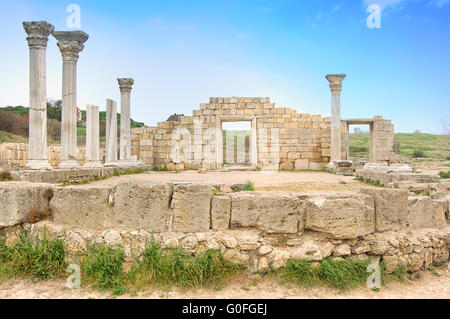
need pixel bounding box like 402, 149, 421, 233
216, 115, 257, 169
222, 121, 251, 168
346, 121, 375, 164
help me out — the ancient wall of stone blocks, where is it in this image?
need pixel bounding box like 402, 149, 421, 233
131, 97, 394, 170
0, 143, 104, 170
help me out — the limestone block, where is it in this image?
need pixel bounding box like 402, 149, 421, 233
211, 195, 231, 230
109, 181, 172, 231
406, 196, 446, 229
388, 164, 413, 173
363, 163, 389, 172
171, 183, 213, 232
51, 186, 112, 229
230, 193, 304, 234
0, 182, 53, 227
360, 188, 409, 232
295, 159, 310, 170
305, 194, 375, 239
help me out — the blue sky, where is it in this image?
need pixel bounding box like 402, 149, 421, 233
0, 0, 449, 133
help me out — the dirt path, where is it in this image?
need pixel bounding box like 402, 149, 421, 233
1, 266, 448, 299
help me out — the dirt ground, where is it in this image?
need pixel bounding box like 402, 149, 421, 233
0, 265, 448, 299
88, 171, 373, 194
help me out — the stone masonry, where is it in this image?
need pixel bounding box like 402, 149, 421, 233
131, 97, 395, 171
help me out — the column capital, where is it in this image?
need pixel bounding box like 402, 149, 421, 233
23, 21, 54, 48
53, 31, 89, 62
326, 74, 347, 94
118, 78, 135, 92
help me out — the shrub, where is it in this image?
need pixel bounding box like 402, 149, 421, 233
412, 150, 425, 158
0, 170, 13, 181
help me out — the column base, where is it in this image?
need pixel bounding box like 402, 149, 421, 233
58, 160, 80, 169
103, 161, 120, 167
25, 160, 52, 170
84, 161, 103, 168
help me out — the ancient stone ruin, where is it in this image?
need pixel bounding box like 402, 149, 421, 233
0, 21, 448, 278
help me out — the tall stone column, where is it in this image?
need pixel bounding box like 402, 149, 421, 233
85, 104, 102, 168
117, 78, 134, 164
326, 74, 346, 163
23, 21, 54, 170
104, 99, 118, 166
53, 31, 89, 169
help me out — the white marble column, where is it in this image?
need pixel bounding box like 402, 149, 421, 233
53, 31, 89, 169
85, 104, 102, 168
326, 74, 346, 163
104, 99, 118, 166
117, 78, 134, 164
23, 21, 54, 170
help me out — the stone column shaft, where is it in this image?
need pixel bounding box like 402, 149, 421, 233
85, 104, 102, 167
326, 74, 346, 163
105, 99, 118, 165
23, 21, 54, 170
53, 31, 89, 169
117, 78, 134, 163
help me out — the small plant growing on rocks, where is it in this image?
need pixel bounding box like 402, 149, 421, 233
438, 171, 450, 179
0, 170, 13, 181
412, 149, 425, 158
241, 181, 255, 191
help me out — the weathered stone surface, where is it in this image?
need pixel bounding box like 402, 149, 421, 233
109, 181, 172, 231
360, 188, 409, 232
295, 159, 309, 170
388, 164, 413, 173
363, 163, 389, 172
407, 196, 448, 229
211, 195, 231, 231
51, 186, 111, 229
230, 193, 304, 234
0, 182, 53, 227
221, 234, 238, 249
171, 183, 212, 232
333, 244, 351, 256
305, 193, 375, 239
291, 241, 323, 261
268, 249, 291, 269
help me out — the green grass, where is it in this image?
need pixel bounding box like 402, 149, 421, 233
0, 233, 66, 282
439, 171, 450, 179
356, 177, 385, 187
113, 167, 147, 177
241, 180, 255, 191
127, 240, 241, 290
349, 133, 450, 159
82, 244, 125, 291
0, 131, 28, 144
272, 258, 372, 291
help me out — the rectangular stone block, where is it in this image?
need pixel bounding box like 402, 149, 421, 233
109, 181, 172, 231
360, 188, 409, 232
305, 193, 375, 239
51, 186, 112, 229
171, 183, 213, 232
0, 182, 53, 227
211, 195, 231, 231
230, 193, 304, 234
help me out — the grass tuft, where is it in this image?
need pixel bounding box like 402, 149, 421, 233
439, 171, 450, 179
0, 233, 66, 282
128, 240, 241, 289
241, 181, 255, 192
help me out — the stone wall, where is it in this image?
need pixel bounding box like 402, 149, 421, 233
0, 143, 105, 170
1, 181, 448, 273
131, 97, 394, 170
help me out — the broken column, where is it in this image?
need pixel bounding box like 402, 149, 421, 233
117, 78, 134, 164
23, 21, 54, 170
85, 104, 102, 168
104, 99, 118, 166
53, 31, 89, 169
326, 74, 346, 164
